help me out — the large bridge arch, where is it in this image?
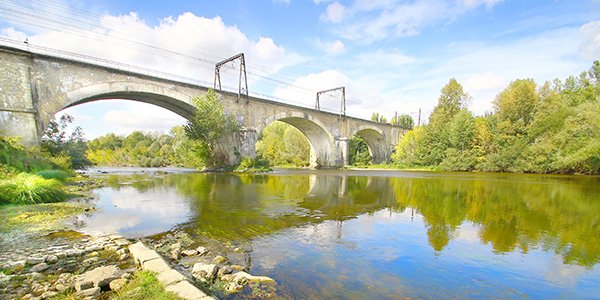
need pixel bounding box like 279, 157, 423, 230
37, 81, 198, 134
258, 112, 339, 168
350, 125, 390, 164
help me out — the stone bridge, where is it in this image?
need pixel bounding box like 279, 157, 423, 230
0, 45, 407, 168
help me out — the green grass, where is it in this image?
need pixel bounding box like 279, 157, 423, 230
35, 170, 71, 182
109, 271, 185, 300
0, 173, 66, 205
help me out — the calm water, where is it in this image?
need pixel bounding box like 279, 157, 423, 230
79, 168, 600, 299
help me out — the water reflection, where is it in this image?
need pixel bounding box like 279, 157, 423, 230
82, 170, 600, 299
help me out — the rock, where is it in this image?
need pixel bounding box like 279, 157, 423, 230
65, 249, 85, 257
84, 245, 104, 252
88, 251, 100, 257
212, 255, 228, 264
171, 248, 181, 260
54, 283, 69, 292
29, 263, 50, 273
74, 279, 94, 291
119, 253, 130, 261
75, 286, 101, 299
29, 272, 44, 281
81, 265, 124, 288
40, 291, 58, 299
226, 282, 245, 294
217, 266, 233, 277
196, 246, 209, 255
181, 249, 198, 257
83, 257, 100, 265
116, 248, 128, 255
221, 271, 275, 283
192, 263, 218, 282
170, 242, 181, 251
109, 278, 128, 291
165, 281, 216, 300
105, 245, 119, 252
231, 265, 245, 271
113, 239, 130, 247
109, 235, 124, 240
156, 269, 186, 286
143, 258, 171, 273
45, 255, 59, 264
26, 257, 45, 265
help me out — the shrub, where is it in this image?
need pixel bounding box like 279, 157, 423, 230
35, 170, 71, 182
0, 173, 66, 205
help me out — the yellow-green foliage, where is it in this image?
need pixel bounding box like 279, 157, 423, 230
0, 173, 66, 205
109, 271, 185, 300
0, 201, 88, 233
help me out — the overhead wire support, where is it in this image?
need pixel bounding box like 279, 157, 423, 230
214, 53, 249, 104
316, 86, 346, 118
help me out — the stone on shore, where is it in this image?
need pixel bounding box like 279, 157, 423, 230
76, 286, 101, 299
78, 265, 124, 288
192, 263, 218, 282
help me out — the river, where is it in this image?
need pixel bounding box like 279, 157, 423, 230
77, 168, 600, 299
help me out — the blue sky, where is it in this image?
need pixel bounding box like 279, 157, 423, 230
1, 0, 599, 139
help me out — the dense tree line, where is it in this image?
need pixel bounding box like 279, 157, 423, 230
393, 61, 600, 174
87, 126, 201, 167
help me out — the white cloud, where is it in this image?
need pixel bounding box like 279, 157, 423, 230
273, 0, 291, 4
462, 0, 503, 9
463, 71, 506, 92
0, 28, 27, 41
274, 70, 351, 111
579, 20, 600, 59
320, 2, 349, 24
325, 40, 346, 55
326, 0, 506, 42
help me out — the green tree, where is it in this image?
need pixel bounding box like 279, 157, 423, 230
371, 113, 387, 123
349, 135, 372, 165
429, 78, 471, 126
41, 114, 93, 170
184, 90, 239, 167
391, 114, 414, 129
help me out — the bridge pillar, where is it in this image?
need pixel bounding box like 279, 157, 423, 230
335, 137, 350, 167
0, 49, 40, 146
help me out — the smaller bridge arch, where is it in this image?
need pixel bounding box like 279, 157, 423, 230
351, 125, 390, 165
258, 112, 339, 168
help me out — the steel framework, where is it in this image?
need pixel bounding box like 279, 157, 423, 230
316, 86, 346, 118
214, 53, 249, 103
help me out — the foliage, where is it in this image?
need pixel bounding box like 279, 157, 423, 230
0, 136, 56, 177
349, 135, 372, 165
392, 61, 600, 174
87, 127, 200, 167
236, 157, 272, 172
390, 114, 414, 129
184, 89, 239, 168
0, 173, 66, 205
109, 270, 185, 300
256, 121, 310, 167
35, 170, 71, 182
371, 112, 387, 123
41, 114, 93, 170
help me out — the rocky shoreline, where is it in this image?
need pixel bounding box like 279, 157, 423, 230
0, 231, 276, 299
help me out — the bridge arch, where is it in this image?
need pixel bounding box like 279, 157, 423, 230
258, 112, 338, 168
37, 81, 197, 131
350, 125, 389, 164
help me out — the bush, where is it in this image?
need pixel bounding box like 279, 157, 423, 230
35, 170, 71, 182
0, 173, 66, 205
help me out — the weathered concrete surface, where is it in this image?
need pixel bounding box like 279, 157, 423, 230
128, 242, 216, 300
0, 45, 408, 167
